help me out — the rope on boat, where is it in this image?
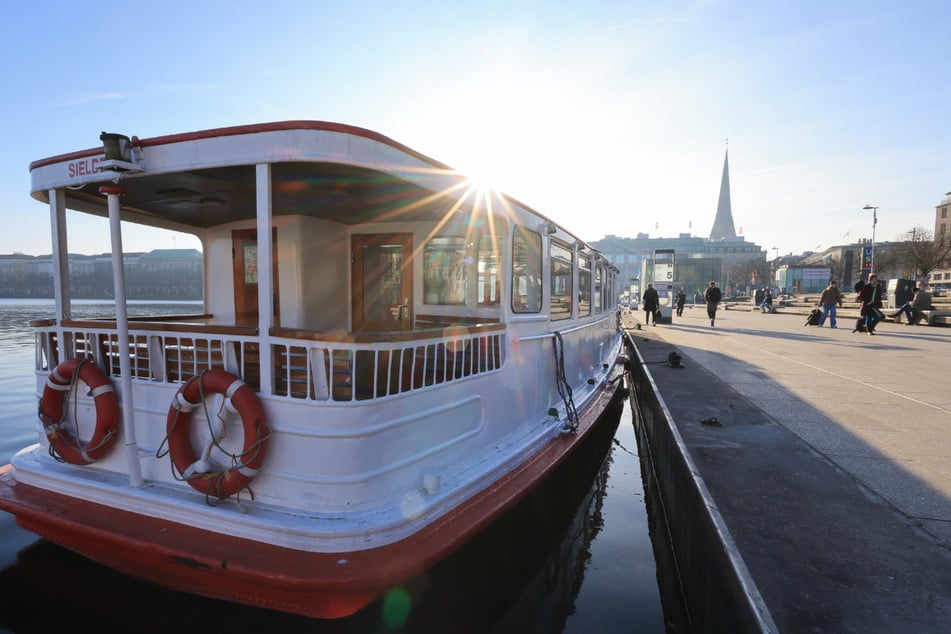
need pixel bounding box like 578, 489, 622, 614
552, 332, 578, 433
37, 359, 116, 463
157, 369, 268, 510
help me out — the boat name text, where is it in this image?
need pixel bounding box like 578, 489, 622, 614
67, 157, 103, 178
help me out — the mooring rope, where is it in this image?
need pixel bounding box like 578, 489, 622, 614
552, 332, 578, 432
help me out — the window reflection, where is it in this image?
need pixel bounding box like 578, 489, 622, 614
478, 235, 502, 306
550, 241, 572, 321
423, 237, 468, 305
579, 255, 591, 317
512, 228, 542, 313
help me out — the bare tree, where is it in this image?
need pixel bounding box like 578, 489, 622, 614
725, 258, 772, 295
871, 245, 899, 279
895, 227, 951, 284
812, 253, 843, 284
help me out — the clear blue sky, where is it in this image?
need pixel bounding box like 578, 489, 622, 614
1, 0, 948, 257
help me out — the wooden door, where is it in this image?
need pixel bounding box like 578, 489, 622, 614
233, 228, 280, 327
351, 233, 413, 333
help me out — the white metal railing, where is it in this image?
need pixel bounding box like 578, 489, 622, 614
33, 321, 505, 403
270, 328, 505, 401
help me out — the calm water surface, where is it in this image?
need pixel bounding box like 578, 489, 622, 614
0, 300, 664, 633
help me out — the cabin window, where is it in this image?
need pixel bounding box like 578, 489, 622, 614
423, 237, 468, 305
512, 227, 542, 313
594, 264, 603, 313
550, 240, 573, 321
477, 235, 503, 306
579, 255, 592, 317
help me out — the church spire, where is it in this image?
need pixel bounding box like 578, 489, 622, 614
709, 145, 737, 240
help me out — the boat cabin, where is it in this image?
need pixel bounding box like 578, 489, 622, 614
29, 122, 620, 405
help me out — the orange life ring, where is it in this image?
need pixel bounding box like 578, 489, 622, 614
39, 358, 119, 465
165, 370, 269, 500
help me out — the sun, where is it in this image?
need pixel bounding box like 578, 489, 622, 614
455, 151, 507, 198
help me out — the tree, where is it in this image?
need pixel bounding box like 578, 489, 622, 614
895, 227, 951, 284
820, 253, 846, 284
724, 258, 771, 296
871, 245, 899, 279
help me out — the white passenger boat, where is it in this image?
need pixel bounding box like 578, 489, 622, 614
0, 121, 626, 618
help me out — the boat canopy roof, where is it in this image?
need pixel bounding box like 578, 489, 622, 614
30, 121, 481, 232
28, 121, 590, 250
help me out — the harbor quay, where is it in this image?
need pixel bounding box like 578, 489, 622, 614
622, 307, 951, 632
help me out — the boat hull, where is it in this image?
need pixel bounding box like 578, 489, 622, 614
0, 366, 625, 619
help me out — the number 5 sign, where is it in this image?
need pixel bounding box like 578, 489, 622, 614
654, 262, 673, 283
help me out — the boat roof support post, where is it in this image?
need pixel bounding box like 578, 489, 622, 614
101, 185, 144, 488
48, 189, 71, 323
255, 164, 274, 395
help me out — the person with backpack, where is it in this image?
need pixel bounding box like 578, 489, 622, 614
817, 280, 843, 327
704, 280, 722, 327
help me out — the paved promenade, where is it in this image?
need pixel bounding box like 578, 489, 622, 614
626, 306, 951, 631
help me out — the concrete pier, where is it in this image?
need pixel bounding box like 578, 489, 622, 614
624, 307, 951, 632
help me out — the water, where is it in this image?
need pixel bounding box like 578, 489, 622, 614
0, 300, 664, 633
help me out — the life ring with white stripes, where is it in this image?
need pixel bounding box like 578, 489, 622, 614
39, 358, 119, 465
165, 370, 269, 500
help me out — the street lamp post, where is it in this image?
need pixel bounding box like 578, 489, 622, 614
863, 205, 878, 276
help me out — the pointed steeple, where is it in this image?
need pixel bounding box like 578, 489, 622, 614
709, 147, 736, 240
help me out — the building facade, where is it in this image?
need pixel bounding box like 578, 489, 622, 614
590, 146, 766, 301
590, 233, 766, 301
0, 249, 203, 299
930, 191, 951, 289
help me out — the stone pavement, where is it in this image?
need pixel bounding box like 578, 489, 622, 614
624, 306, 951, 632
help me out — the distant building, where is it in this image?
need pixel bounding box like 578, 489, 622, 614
936, 191, 950, 240
128, 249, 203, 298
800, 241, 905, 289
0, 249, 203, 299
590, 145, 766, 298
929, 191, 951, 289
709, 148, 737, 240
775, 265, 832, 294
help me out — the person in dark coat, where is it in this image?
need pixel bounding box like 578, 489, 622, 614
704, 280, 722, 327
642, 284, 659, 325
857, 274, 885, 335
675, 288, 686, 317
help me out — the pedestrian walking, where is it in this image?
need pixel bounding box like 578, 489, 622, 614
818, 280, 843, 327
676, 289, 686, 317
704, 280, 721, 327
642, 284, 659, 326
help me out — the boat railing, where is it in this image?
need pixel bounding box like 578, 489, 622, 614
269, 322, 506, 401
32, 317, 506, 403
